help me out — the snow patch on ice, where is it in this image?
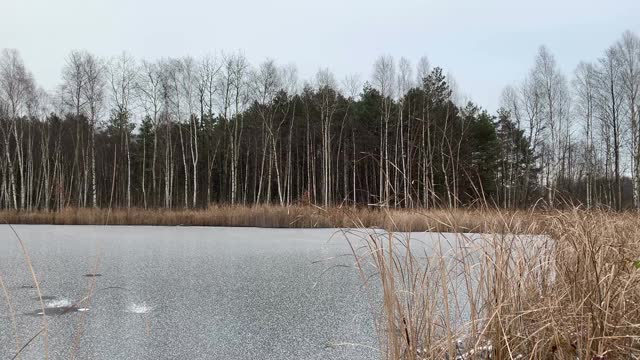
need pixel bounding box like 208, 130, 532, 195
46, 299, 72, 308
126, 302, 153, 314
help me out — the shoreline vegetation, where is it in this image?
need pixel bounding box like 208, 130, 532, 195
0, 205, 546, 232
348, 209, 640, 359
2, 206, 640, 359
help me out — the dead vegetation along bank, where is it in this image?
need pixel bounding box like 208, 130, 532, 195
350, 209, 640, 359
0, 206, 542, 232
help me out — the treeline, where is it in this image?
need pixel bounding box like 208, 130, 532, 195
0, 31, 639, 210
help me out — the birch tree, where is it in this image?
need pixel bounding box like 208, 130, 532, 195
595, 47, 625, 209
0, 49, 35, 209
315, 68, 338, 207
137, 60, 164, 206
573, 62, 597, 207
82, 52, 105, 208
107, 52, 137, 208
372, 55, 395, 206
616, 31, 640, 207
531, 46, 571, 206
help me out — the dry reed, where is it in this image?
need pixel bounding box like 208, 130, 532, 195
0, 206, 539, 233
349, 209, 640, 359
8, 224, 49, 360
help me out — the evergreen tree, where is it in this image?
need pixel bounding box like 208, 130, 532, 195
495, 109, 540, 207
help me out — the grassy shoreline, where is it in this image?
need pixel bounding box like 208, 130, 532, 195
0, 206, 546, 233
351, 209, 640, 359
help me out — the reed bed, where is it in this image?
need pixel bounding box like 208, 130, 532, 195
0, 206, 538, 232
350, 209, 640, 359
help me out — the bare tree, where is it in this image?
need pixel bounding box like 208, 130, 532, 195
137, 60, 164, 207
415, 56, 434, 207
158, 59, 176, 208
61, 51, 87, 116
499, 86, 521, 207
197, 55, 222, 205
397, 57, 412, 207
616, 31, 640, 207
60, 51, 91, 206
219, 52, 249, 205
0, 49, 36, 209
595, 47, 625, 209
164, 58, 190, 208
315, 68, 339, 207
178, 57, 199, 208
573, 62, 598, 207
82, 52, 105, 208
372, 55, 395, 206
229, 55, 250, 204
531, 46, 571, 206
251, 59, 285, 205
281, 63, 299, 205
107, 52, 137, 208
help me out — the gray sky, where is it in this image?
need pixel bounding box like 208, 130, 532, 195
3, 0, 640, 112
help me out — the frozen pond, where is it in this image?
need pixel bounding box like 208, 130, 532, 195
0, 225, 509, 359
0, 225, 384, 360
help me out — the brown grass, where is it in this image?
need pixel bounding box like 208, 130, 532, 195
9, 224, 49, 360
0, 273, 20, 357
349, 209, 640, 359
0, 205, 541, 233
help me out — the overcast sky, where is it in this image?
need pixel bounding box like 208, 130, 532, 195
3, 0, 640, 112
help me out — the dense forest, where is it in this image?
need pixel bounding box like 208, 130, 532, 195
0, 30, 639, 210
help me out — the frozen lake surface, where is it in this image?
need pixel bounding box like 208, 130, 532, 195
0, 225, 387, 360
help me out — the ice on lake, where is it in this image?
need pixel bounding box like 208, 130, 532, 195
0, 225, 383, 360
0, 225, 505, 359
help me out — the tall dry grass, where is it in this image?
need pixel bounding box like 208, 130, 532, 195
0, 206, 538, 233
0, 225, 51, 360
350, 209, 640, 359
